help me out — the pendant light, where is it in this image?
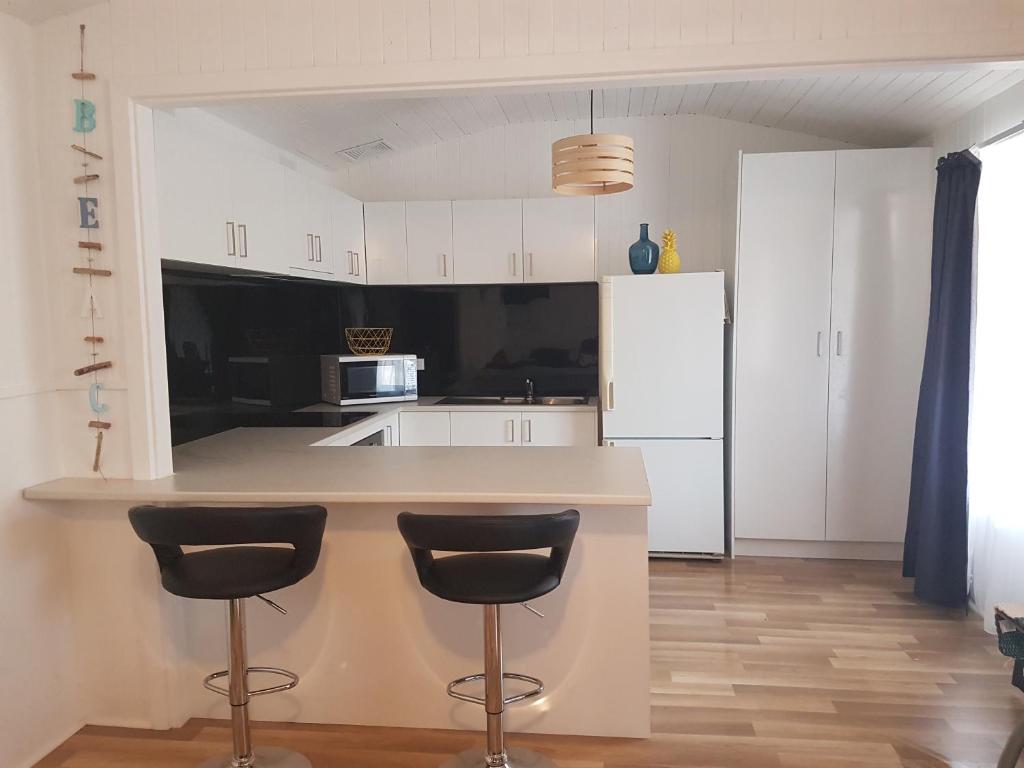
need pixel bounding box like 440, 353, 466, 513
552, 90, 634, 196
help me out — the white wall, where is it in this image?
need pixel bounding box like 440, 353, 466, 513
0, 12, 84, 768
931, 78, 1024, 155
335, 112, 854, 294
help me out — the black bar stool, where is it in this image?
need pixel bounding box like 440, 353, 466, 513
130, 505, 327, 768
398, 510, 580, 768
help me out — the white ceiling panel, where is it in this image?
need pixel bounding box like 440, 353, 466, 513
204, 64, 1024, 169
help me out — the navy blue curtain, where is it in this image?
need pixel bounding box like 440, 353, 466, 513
903, 151, 981, 609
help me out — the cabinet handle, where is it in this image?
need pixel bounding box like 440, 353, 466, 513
836, 330, 844, 356
306, 234, 314, 262
353, 252, 360, 276
528, 251, 534, 276
506, 419, 515, 443
314, 234, 322, 263
226, 221, 236, 256
816, 331, 822, 357
238, 223, 247, 258
511, 252, 517, 276
386, 425, 393, 446
606, 380, 615, 411
524, 418, 532, 443
441, 253, 448, 277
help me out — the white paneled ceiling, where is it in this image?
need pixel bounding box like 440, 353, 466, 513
205, 65, 1024, 170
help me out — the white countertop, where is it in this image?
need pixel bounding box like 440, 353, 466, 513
23, 403, 649, 505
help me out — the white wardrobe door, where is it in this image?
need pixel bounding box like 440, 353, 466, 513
613, 439, 724, 555
825, 148, 933, 543
734, 151, 836, 541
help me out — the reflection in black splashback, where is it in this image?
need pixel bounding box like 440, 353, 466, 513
162, 268, 598, 439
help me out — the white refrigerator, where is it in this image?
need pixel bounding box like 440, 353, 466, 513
600, 272, 726, 556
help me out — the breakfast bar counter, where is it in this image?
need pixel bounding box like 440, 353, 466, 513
24, 426, 651, 506
23, 430, 652, 740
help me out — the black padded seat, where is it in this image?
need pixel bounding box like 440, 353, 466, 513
397, 511, 579, 605
129, 505, 327, 600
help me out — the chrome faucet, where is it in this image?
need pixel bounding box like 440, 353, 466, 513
525, 378, 535, 404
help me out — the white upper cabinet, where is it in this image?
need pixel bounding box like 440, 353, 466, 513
407, 201, 454, 284
332, 191, 366, 284
154, 110, 234, 268
283, 168, 327, 275
228, 151, 286, 274
307, 178, 336, 275
824, 148, 933, 544
364, 202, 409, 284
522, 197, 595, 283
734, 151, 836, 542
453, 200, 523, 284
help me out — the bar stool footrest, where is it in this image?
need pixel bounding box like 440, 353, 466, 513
446, 672, 544, 706
202, 666, 300, 698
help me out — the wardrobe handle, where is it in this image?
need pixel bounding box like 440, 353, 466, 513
238, 224, 247, 258
226, 221, 236, 257
836, 331, 844, 356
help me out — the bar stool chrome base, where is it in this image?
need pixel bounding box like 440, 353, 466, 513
441, 746, 557, 768
198, 746, 313, 768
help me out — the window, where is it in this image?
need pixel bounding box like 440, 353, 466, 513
969, 128, 1024, 625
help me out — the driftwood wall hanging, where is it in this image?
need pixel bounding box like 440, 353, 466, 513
70, 24, 111, 474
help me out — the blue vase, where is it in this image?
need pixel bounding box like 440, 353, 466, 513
629, 223, 660, 275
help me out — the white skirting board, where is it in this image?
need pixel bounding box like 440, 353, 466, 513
734, 539, 904, 561
14, 720, 85, 768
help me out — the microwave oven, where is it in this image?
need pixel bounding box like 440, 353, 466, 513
320, 354, 418, 406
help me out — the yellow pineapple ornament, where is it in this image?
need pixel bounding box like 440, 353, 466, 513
658, 229, 681, 273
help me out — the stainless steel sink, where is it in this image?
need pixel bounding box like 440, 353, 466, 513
436, 395, 589, 406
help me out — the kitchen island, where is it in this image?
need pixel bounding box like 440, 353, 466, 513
23, 428, 652, 739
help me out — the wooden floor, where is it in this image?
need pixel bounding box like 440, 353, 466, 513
36, 557, 1023, 768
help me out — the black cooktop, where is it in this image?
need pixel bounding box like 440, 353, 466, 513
170, 410, 376, 446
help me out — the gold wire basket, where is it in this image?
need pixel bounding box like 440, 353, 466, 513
345, 327, 394, 356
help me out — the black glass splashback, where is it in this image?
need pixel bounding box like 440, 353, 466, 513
163, 267, 598, 421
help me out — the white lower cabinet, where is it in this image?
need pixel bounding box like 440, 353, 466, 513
450, 411, 520, 446
398, 411, 451, 446
450, 410, 596, 447
381, 413, 399, 446
521, 412, 597, 446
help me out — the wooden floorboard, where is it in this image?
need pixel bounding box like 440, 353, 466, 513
33, 557, 1024, 767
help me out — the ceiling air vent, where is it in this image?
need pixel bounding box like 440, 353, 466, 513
336, 139, 393, 163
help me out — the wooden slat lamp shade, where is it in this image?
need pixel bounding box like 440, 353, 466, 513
552, 133, 634, 195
